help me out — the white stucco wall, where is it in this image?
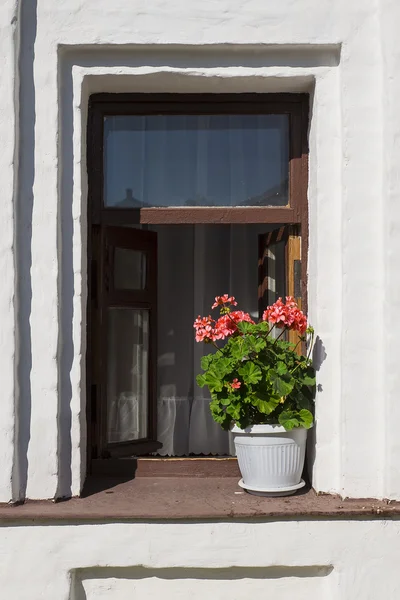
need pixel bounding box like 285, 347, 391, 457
0, 0, 18, 506
0, 0, 397, 501
1, 1, 400, 599
1, 519, 400, 599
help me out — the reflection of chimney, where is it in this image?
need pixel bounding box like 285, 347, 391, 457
116, 187, 146, 208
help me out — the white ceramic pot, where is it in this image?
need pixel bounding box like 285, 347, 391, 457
231, 424, 309, 497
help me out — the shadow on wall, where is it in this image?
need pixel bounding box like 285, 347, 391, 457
70, 566, 334, 600
56, 13, 77, 501
13, 0, 37, 501
313, 336, 327, 373
15, 0, 75, 501
13, 34, 326, 499
306, 336, 328, 481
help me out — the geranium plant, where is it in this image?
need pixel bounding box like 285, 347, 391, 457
194, 295, 316, 431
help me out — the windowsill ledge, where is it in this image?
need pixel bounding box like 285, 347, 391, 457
1, 477, 400, 521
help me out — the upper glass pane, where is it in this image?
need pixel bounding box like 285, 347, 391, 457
103, 114, 289, 208
114, 247, 146, 290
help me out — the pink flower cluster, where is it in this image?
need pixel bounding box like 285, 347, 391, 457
262, 296, 307, 334
211, 295, 238, 309
230, 378, 241, 390
194, 295, 254, 343
193, 315, 215, 343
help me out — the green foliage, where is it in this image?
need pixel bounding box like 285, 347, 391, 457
238, 361, 262, 384
278, 409, 313, 430
197, 322, 316, 431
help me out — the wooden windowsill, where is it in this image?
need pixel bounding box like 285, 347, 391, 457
91, 457, 242, 478
1, 477, 399, 521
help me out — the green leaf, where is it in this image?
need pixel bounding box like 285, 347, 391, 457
202, 371, 224, 392
254, 337, 267, 352
213, 356, 234, 377
278, 411, 300, 431
226, 404, 241, 420
295, 390, 313, 410
244, 335, 266, 354
238, 361, 263, 384
302, 375, 316, 386
276, 361, 288, 376
209, 399, 223, 414
236, 321, 256, 334
227, 336, 245, 360
257, 321, 270, 333
278, 409, 313, 430
253, 397, 278, 415
269, 370, 295, 396
298, 409, 313, 429
212, 412, 231, 428
201, 354, 214, 371
196, 374, 206, 388
220, 396, 232, 406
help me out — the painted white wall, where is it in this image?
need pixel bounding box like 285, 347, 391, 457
381, 0, 400, 500
2, 1, 400, 599
1, 520, 400, 599
0, 0, 399, 501
0, 0, 18, 504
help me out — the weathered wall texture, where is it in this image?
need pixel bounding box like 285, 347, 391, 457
1, 0, 400, 598
0, 0, 398, 501
0, 0, 395, 502
1, 520, 400, 599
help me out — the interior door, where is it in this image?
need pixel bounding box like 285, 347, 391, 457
92, 226, 161, 460
258, 225, 302, 348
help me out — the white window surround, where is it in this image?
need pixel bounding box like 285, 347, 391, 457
3, 1, 400, 598
68, 55, 344, 499
5, 26, 399, 503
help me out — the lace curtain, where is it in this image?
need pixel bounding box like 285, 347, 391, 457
154, 223, 270, 456
104, 112, 288, 454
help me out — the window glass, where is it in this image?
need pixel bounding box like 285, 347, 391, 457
107, 308, 149, 443
114, 247, 147, 290
104, 114, 289, 208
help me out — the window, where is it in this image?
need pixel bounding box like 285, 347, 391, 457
87, 93, 309, 473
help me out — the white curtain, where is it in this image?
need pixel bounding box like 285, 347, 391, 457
103, 112, 289, 454
103, 114, 289, 208
154, 224, 269, 456
107, 309, 149, 443
105, 223, 283, 454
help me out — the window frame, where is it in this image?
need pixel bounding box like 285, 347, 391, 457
99, 226, 160, 458
86, 92, 309, 476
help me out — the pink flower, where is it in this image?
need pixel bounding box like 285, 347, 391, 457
193, 308, 254, 343
231, 378, 241, 389
230, 310, 255, 325
285, 296, 297, 307
212, 294, 238, 309
214, 315, 237, 339
193, 315, 215, 342
262, 297, 308, 334
194, 294, 253, 342
213, 311, 255, 340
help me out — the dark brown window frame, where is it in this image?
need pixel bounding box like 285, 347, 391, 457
98, 226, 161, 458
86, 92, 309, 477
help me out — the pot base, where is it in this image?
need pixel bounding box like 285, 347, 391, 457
238, 478, 306, 497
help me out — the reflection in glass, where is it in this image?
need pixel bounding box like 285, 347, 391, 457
266, 238, 286, 339
107, 309, 149, 443
114, 248, 146, 290
104, 114, 289, 208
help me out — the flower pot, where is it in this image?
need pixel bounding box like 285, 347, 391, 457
231, 424, 309, 497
